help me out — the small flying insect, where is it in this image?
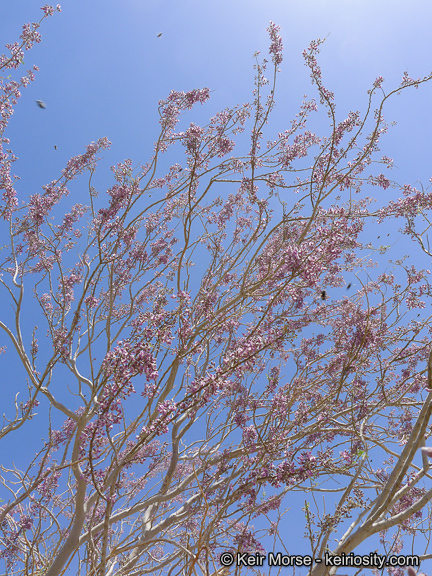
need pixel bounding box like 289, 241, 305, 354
36, 100, 46, 109
347, 283, 352, 290
157, 33, 163, 38
321, 290, 326, 301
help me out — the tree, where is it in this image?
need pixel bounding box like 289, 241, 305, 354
1, 6, 432, 576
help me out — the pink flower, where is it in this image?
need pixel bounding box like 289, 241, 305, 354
267, 22, 283, 66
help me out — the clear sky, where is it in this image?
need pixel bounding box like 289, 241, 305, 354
2, 0, 432, 200
2, 1, 432, 572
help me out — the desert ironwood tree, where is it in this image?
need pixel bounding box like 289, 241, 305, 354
2, 5, 432, 576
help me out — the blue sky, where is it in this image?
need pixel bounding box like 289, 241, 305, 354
2, 0, 432, 199
2, 0, 432, 573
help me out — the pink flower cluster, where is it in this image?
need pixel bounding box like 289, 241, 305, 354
103, 339, 158, 386
41, 4, 62, 16
267, 22, 283, 66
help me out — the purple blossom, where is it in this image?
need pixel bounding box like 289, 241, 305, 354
267, 22, 283, 66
